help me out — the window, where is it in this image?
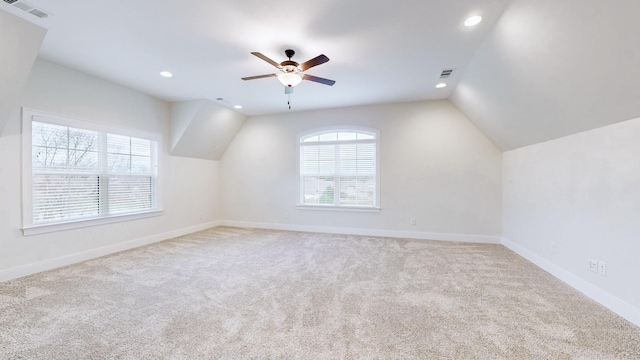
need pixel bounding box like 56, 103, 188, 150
298, 127, 380, 210
22, 108, 161, 235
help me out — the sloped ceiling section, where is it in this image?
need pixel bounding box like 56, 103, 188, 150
0, 9, 46, 135
451, 0, 640, 150
170, 99, 247, 160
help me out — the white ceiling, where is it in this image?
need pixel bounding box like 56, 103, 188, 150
451, 0, 640, 150
1, 0, 510, 116
4, 0, 640, 151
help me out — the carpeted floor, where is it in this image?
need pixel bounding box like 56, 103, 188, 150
1, 227, 639, 359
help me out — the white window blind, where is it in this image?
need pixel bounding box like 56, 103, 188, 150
23, 109, 160, 233
299, 128, 379, 208
106, 134, 154, 214
32, 121, 100, 223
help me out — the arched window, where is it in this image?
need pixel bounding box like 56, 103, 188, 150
298, 127, 379, 209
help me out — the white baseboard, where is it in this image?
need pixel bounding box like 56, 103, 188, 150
218, 220, 501, 244
0, 220, 222, 283
502, 237, 640, 328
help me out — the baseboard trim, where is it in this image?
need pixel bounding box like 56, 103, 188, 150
218, 220, 501, 244
0, 220, 222, 283
502, 237, 640, 328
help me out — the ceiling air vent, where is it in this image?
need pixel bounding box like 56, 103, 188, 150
12, 1, 32, 11
440, 69, 454, 78
6, 0, 51, 19
28, 8, 48, 18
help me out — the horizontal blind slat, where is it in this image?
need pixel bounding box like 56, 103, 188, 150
108, 176, 153, 214
32, 173, 100, 223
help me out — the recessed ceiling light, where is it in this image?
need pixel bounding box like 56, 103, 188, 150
160, 71, 173, 78
436, 83, 447, 88
464, 15, 482, 27
234, 105, 242, 109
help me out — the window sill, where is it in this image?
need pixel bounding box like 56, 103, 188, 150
22, 210, 163, 236
296, 205, 381, 213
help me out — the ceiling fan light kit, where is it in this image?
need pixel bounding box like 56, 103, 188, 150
242, 49, 335, 108
277, 72, 303, 87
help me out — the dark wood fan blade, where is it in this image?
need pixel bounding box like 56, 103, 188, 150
251, 52, 281, 68
285, 86, 294, 95
303, 74, 336, 86
299, 54, 329, 71
242, 74, 277, 81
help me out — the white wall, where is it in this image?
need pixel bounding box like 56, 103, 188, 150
503, 117, 640, 325
219, 100, 502, 241
0, 58, 219, 277
0, 9, 46, 134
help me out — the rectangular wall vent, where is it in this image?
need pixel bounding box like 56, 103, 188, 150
440, 69, 454, 78
8, 0, 51, 19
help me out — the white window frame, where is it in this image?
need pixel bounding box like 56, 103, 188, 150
21, 108, 163, 236
296, 126, 381, 212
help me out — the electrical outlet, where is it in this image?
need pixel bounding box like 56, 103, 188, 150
598, 261, 607, 276
410, 218, 416, 225
284, 212, 289, 219
550, 242, 556, 253
588, 258, 598, 272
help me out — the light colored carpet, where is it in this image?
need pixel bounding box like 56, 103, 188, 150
1, 227, 639, 359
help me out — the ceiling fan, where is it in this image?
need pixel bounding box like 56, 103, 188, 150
241, 49, 336, 95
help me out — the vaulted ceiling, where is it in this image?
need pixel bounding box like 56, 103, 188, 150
451, 0, 640, 150
2, 0, 639, 151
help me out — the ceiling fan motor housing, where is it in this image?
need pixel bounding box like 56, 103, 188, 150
281, 62, 299, 73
